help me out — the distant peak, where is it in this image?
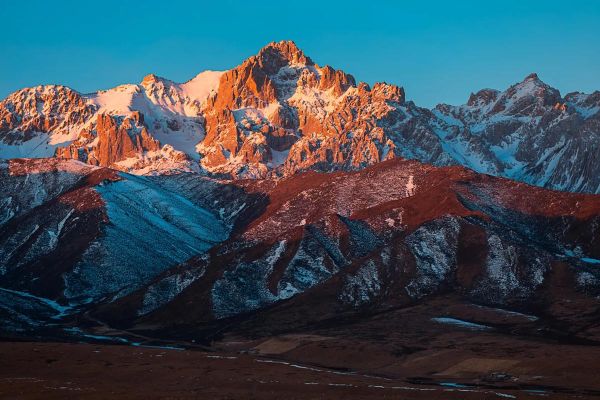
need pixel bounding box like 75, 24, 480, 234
261, 40, 301, 54
255, 40, 313, 69
502, 72, 561, 107
141, 73, 158, 84
9, 84, 80, 99
141, 73, 170, 86
467, 88, 500, 106
514, 72, 556, 92
524, 72, 540, 82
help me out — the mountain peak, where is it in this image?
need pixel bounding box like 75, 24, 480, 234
255, 40, 313, 69
523, 72, 540, 82
467, 88, 500, 107
263, 40, 299, 50
260, 40, 302, 55
141, 73, 159, 84
141, 73, 172, 86
510, 72, 560, 100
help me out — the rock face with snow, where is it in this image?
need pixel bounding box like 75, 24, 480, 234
195, 41, 460, 179
432, 73, 600, 193
0, 86, 96, 158
1, 41, 598, 193
0, 158, 228, 305
0, 86, 95, 138
55, 112, 160, 166
86, 158, 600, 337
0, 71, 224, 174
197, 41, 416, 177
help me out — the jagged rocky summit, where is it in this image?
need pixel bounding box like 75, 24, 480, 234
1, 41, 599, 193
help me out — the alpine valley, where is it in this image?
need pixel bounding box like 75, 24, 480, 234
1, 41, 600, 399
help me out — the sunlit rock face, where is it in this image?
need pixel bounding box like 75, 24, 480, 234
1, 41, 599, 192
198, 41, 440, 179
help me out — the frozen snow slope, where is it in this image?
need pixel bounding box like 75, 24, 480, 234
63, 172, 229, 302
0, 159, 229, 306
86, 70, 224, 159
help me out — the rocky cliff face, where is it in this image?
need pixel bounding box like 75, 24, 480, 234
0, 71, 223, 174
0, 41, 598, 192
0, 85, 96, 137
432, 73, 600, 193
0, 85, 97, 159
197, 41, 450, 178
55, 112, 157, 165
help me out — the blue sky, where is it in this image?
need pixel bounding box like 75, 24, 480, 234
0, 0, 598, 107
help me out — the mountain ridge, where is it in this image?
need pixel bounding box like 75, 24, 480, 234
2, 156, 599, 348
1, 40, 599, 193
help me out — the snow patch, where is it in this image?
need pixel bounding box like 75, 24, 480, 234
432, 317, 492, 331
0, 133, 58, 158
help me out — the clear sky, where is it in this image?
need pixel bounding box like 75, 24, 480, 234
1, 0, 598, 107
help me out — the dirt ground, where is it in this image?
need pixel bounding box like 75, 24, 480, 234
1, 341, 599, 400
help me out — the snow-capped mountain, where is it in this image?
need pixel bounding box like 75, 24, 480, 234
1, 41, 598, 192
0, 71, 223, 174
432, 73, 600, 193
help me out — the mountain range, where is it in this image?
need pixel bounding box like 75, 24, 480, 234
1, 40, 599, 192
1, 40, 600, 398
